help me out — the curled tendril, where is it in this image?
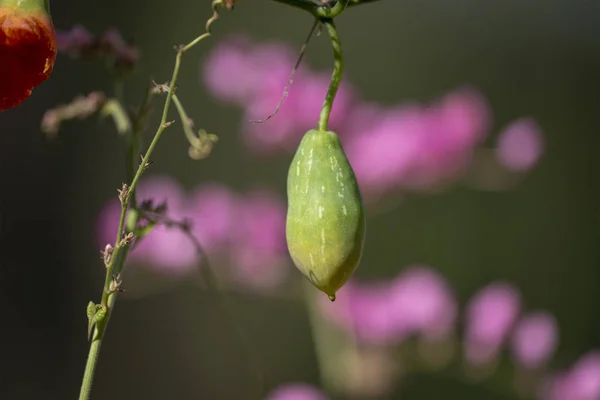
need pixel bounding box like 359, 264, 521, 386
172, 94, 218, 160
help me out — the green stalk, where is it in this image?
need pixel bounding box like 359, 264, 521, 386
77, 3, 226, 399
317, 19, 343, 132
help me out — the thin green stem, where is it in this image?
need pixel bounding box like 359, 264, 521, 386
317, 19, 343, 132
78, 339, 102, 400
78, 3, 226, 399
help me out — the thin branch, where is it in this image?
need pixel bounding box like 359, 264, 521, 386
250, 18, 320, 123
78, 2, 230, 399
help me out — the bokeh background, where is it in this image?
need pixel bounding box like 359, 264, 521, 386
1, 0, 600, 399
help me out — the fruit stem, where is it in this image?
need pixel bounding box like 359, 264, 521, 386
271, 0, 352, 18
317, 18, 343, 132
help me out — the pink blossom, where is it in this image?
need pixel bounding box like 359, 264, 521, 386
464, 282, 522, 365
96, 177, 234, 277
202, 36, 543, 202
319, 266, 456, 344
241, 71, 355, 154
495, 117, 544, 172
316, 282, 355, 329
344, 88, 491, 199
202, 36, 297, 104
388, 266, 457, 340
542, 352, 600, 400
344, 105, 428, 200
510, 311, 558, 369
346, 280, 402, 343
405, 87, 491, 189
266, 383, 328, 400
96, 175, 191, 274
228, 190, 289, 289
187, 184, 237, 253
203, 36, 355, 153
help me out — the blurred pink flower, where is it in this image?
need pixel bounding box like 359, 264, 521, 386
187, 184, 237, 253
266, 383, 328, 400
344, 105, 428, 200
464, 282, 522, 365
202, 36, 296, 104
343, 88, 491, 200
542, 351, 600, 400
495, 118, 544, 172
319, 266, 456, 344
242, 72, 355, 153
346, 280, 401, 343
96, 176, 196, 276
202, 36, 543, 202
316, 281, 356, 328
405, 87, 491, 189
389, 266, 457, 340
96, 178, 293, 289
228, 190, 290, 289
510, 311, 558, 370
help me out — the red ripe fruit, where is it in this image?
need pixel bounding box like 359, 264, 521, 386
0, 0, 56, 111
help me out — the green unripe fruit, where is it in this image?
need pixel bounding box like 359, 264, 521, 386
286, 129, 366, 301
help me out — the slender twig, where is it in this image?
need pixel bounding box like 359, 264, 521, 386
78, 3, 228, 399
317, 19, 343, 132
250, 18, 320, 123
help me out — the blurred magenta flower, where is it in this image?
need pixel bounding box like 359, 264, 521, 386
343, 105, 428, 200
510, 311, 558, 370
495, 118, 544, 172
405, 87, 491, 189
203, 36, 296, 104
343, 87, 490, 200
464, 282, 522, 365
186, 184, 237, 253
203, 35, 355, 154
202, 36, 508, 201
96, 176, 290, 288
388, 266, 458, 340
228, 189, 290, 289
96, 176, 198, 276
345, 280, 400, 343
265, 383, 328, 400
542, 351, 600, 400
242, 72, 355, 153
319, 266, 456, 344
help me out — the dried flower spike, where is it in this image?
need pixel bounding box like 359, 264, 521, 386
0, 0, 57, 111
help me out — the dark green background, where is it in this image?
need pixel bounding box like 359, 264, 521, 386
1, 0, 599, 398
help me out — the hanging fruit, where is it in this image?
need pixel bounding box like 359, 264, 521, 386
0, 0, 57, 111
